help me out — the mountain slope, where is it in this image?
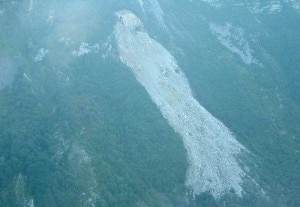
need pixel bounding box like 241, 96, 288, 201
0, 0, 299, 206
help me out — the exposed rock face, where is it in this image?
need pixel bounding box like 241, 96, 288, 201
193, 0, 300, 13
114, 10, 249, 198
209, 22, 260, 65
15, 174, 34, 207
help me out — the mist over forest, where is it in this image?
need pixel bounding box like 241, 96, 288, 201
0, 1, 300, 206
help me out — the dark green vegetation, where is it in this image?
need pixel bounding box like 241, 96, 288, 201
164, 2, 300, 207
1, 0, 300, 206
0, 1, 187, 206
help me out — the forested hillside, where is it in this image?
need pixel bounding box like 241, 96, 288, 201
0, 1, 299, 206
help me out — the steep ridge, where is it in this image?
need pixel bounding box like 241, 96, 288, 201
191, 0, 300, 13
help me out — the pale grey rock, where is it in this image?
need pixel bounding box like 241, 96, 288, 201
210, 22, 260, 65
114, 10, 251, 198
34, 48, 48, 62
